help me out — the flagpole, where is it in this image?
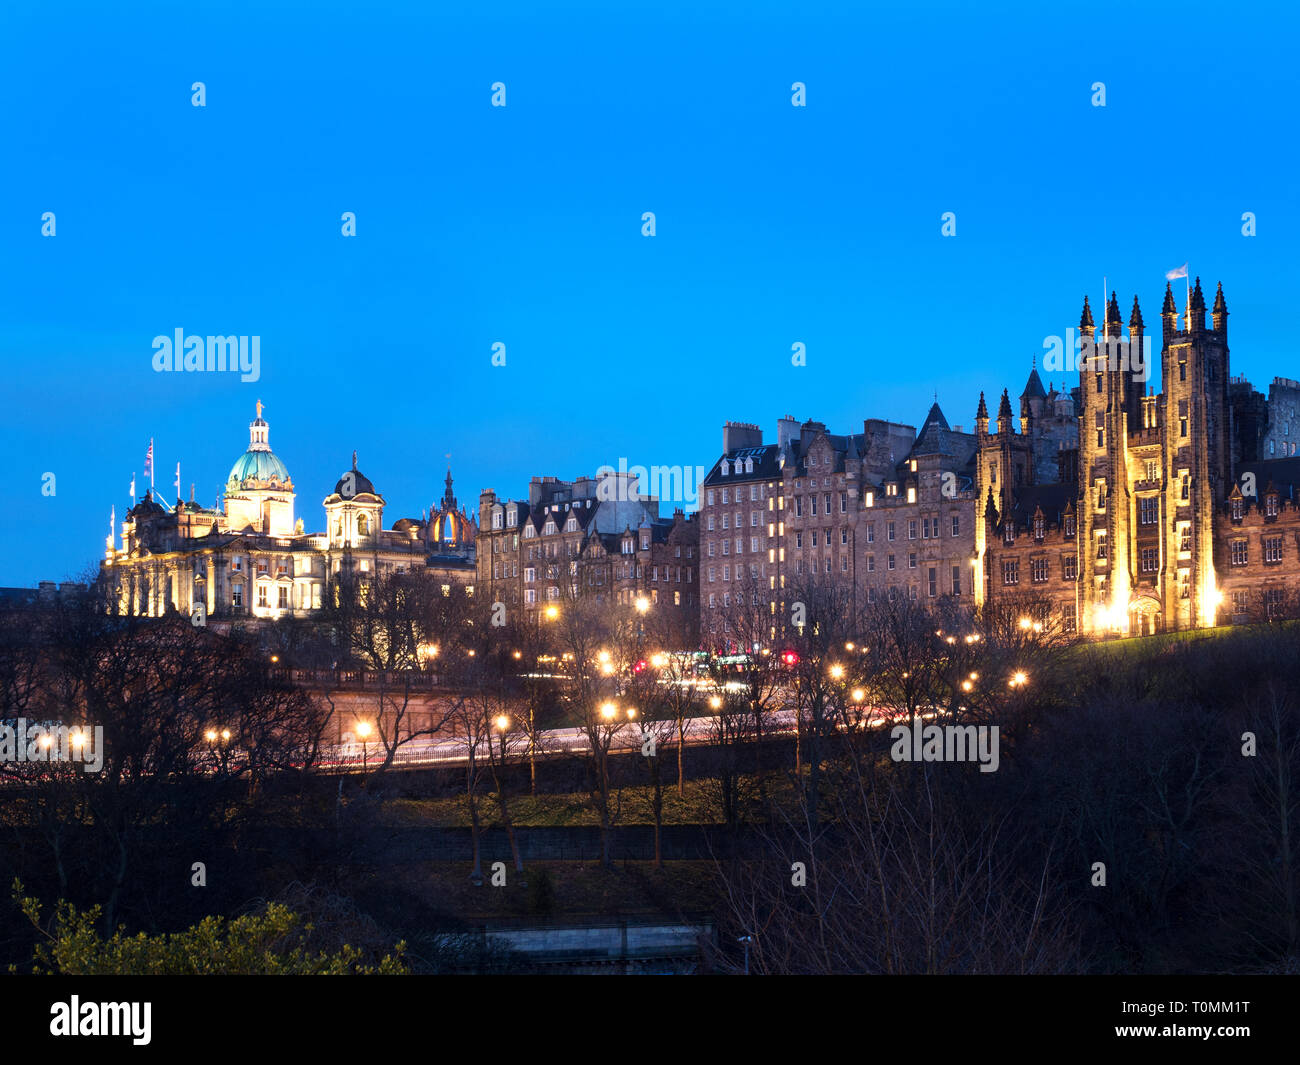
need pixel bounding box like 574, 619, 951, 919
149, 438, 155, 490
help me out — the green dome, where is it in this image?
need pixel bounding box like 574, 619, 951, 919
227, 449, 290, 487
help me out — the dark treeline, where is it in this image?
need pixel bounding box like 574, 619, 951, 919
2, 574, 1297, 974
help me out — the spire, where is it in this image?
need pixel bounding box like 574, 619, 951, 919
998, 388, 1013, 421
1080, 296, 1094, 331
1162, 283, 1177, 315
1212, 281, 1229, 336
1129, 295, 1144, 330
1187, 276, 1206, 331
976, 391, 989, 420
351, 450, 358, 470
1106, 291, 1122, 327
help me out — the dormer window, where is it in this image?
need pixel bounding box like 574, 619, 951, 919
1003, 523, 1014, 544
1266, 494, 1280, 518
507, 508, 517, 527
1034, 515, 1045, 540
1231, 497, 1244, 520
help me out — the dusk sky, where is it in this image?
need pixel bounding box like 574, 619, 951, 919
2, 0, 1295, 586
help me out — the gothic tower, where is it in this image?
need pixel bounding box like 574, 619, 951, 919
1159, 278, 1231, 629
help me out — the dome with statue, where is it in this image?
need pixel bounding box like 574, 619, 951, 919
226, 400, 292, 490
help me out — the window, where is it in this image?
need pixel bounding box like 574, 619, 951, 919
867, 555, 875, 572
232, 586, 243, 607
1231, 497, 1244, 520
1266, 494, 1280, 518
1140, 547, 1158, 573
1179, 522, 1192, 553
1180, 472, 1190, 500
1063, 602, 1077, 634
1179, 569, 1191, 599
257, 586, 268, 608
1064, 555, 1077, 580
928, 568, 937, 597
1140, 497, 1158, 525
811, 496, 818, 516
1267, 588, 1286, 619
1031, 557, 1049, 582
795, 497, 803, 517
1064, 514, 1076, 537
908, 520, 917, 540
1265, 536, 1283, 563
887, 521, 895, 541
795, 533, 803, 548
751, 536, 760, 552
1002, 560, 1020, 586
1034, 514, 1045, 540
951, 565, 961, 596
811, 532, 818, 547
908, 553, 917, 569
888, 554, 896, 571
951, 515, 960, 536
706, 490, 714, 506
721, 489, 729, 504
278, 586, 289, 608
723, 565, 730, 581
867, 523, 875, 543
840, 492, 847, 513
1231, 540, 1248, 566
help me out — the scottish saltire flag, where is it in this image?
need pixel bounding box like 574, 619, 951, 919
1166, 263, 1188, 280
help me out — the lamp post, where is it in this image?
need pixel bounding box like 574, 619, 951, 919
356, 720, 372, 775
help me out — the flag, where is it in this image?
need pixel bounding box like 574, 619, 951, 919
174, 462, 181, 498
129, 473, 136, 500
144, 440, 153, 479
1166, 263, 1188, 281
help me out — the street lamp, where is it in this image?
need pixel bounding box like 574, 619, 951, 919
495, 714, 510, 732
545, 605, 559, 621
635, 597, 649, 614
356, 721, 372, 772
829, 664, 845, 680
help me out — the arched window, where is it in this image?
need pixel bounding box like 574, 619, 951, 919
357, 513, 370, 536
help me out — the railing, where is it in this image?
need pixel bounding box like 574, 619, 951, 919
272, 668, 441, 690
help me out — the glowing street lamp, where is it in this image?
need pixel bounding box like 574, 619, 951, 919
851, 688, 865, 703
495, 714, 510, 732
205, 729, 218, 743
545, 605, 559, 620
1009, 671, 1028, 689
709, 695, 722, 710
635, 597, 650, 614
356, 721, 373, 772
650, 653, 667, 668
829, 664, 845, 680
600, 702, 618, 720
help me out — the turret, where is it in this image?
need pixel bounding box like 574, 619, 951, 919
1161, 282, 1178, 343
997, 389, 1014, 435
1212, 281, 1228, 340
1188, 276, 1206, 333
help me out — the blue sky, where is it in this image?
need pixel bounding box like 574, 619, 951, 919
2, 0, 1296, 585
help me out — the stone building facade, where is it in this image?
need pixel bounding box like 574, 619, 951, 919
476, 473, 698, 646
699, 408, 978, 651
101, 405, 476, 623
978, 280, 1300, 636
